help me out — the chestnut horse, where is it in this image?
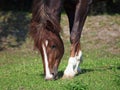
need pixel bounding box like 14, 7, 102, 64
30, 0, 92, 80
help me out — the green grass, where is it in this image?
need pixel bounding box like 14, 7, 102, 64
0, 13, 120, 90
0, 39, 120, 90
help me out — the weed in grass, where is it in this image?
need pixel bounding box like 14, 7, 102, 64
114, 75, 120, 86
64, 80, 88, 90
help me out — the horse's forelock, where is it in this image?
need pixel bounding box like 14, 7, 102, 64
30, 0, 61, 52
30, 22, 58, 51
32, 0, 61, 34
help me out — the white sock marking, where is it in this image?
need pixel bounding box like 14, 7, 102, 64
64, 50, 82, 77
74, 51, 82, 73
64, 57, 77, 77
76, 51, 82, 61
42, 40, 53, 79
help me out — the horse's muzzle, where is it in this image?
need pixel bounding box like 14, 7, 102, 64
45, 69, 58, 80
52, 72, 58, 80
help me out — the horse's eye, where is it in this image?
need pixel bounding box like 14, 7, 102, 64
51, 45, 56, 49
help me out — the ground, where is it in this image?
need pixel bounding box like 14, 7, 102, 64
0, 12, 120, 90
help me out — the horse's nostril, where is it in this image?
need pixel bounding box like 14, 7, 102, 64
53, 73, 58, 80
51, 73, 54, 76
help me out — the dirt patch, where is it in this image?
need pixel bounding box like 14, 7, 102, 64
61, 15, 120, 54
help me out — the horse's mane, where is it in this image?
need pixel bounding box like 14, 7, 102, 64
30, 0, 61, 50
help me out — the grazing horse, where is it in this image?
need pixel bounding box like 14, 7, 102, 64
30, 0, 92, 80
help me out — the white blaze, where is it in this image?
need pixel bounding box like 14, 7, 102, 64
42, 40, 53, 79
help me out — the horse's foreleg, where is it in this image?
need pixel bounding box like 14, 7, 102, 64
63, 42, 82, 78
63, 0, 91, 79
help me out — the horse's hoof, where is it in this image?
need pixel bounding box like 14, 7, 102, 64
45, 77, 53, 80
62, 74, 74, 79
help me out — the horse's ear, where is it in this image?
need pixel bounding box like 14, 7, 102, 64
45, 19, 60, 34
46, 20, 54, 30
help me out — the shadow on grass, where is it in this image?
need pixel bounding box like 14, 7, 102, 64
57, 71, 64, 79
0, 11, 31, 51
39, 65, 120, 80
117, 66, 120, 70
80, 65, 120, 75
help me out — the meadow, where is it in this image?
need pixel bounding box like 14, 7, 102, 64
0, 12, 120, 90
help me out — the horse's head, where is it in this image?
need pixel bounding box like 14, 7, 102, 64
30, 20, 64, 80
42, 31, 64, 80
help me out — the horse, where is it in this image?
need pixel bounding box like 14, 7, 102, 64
30, 0, 94, 80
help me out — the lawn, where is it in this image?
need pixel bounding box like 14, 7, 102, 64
0, 12, 120, 90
